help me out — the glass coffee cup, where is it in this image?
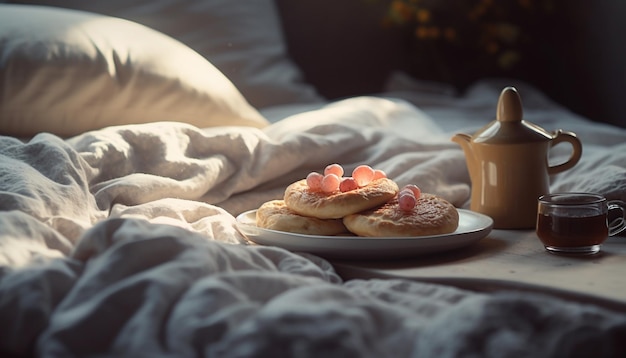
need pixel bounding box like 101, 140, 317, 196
536, 193, 626, 255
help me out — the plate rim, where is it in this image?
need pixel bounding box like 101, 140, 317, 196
236, 208, 493, 241
235, 209, 493, 259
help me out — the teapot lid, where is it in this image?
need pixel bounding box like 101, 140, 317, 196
472, 86, 552, 144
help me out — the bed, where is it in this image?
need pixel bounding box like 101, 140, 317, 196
1, 2, 626, 357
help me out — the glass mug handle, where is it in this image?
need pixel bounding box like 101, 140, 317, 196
608, 200, 626, 236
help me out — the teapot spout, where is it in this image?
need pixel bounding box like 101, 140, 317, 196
451, 133, 477, 179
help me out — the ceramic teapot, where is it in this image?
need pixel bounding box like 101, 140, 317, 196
452, 87, 583, 229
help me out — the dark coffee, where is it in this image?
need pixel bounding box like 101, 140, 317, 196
536, 213, 608, 247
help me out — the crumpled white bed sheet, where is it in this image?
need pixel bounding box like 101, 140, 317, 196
1, 80, 626, 357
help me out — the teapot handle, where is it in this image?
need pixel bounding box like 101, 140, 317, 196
548, 130, 583, 175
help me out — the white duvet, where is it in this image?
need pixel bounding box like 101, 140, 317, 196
1, 80, 626, 357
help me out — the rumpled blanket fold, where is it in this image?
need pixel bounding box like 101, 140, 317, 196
2, 87, 626, 357
2, 219, 625, 357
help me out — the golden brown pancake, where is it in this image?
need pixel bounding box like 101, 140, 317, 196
284, 178, 399, 219
343, 193, 459, 237
256, 200, 348, 235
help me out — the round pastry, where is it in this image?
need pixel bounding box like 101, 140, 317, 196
342, 193, 459, 237
284, 178, 399, 219
256, 200, 348, 235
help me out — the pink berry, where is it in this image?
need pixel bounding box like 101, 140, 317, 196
398, 192, 417, 211
324, 163, 344, 177
321, 174, 341, 193
403, 184, 421, 199
306, 172, 324, 191
373, 169, 387, 180
353, 165, 375, 187
339, 177, 359, 192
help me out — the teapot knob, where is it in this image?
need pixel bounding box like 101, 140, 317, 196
497, 86, 523, 123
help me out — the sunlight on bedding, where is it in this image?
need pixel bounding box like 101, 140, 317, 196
1, 2, 625, 357
0, 4, 268, 137
109, 199, 247, 245
0, 237, 65, 268
64, 17, 241, 102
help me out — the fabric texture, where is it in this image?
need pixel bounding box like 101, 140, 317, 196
1, 83, 626, 356
0, 4, 268, 137
6, 0, 324, 108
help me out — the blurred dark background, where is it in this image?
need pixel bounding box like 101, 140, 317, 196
276, 0, 626, 128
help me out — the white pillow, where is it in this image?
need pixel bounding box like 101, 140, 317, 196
7, 0, 324, 108
0, 5, 269, 137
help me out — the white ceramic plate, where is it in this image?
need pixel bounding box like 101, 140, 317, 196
235, 209, 493, 259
